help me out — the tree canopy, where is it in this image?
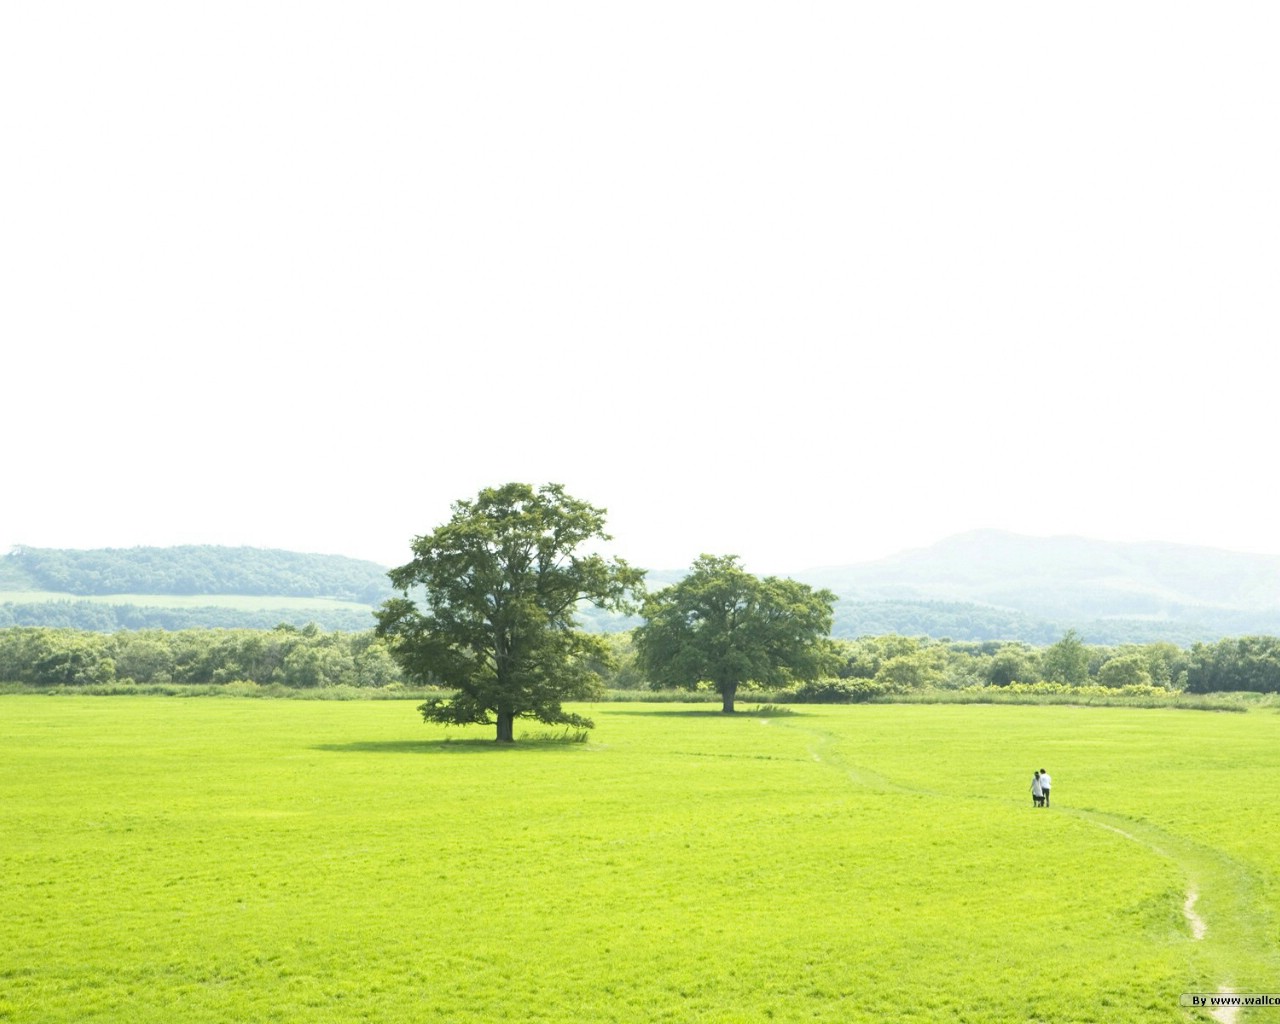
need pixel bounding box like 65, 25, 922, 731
374, 483, 644, 741
633, 554, 836, 713
1042, 629, 1091, 685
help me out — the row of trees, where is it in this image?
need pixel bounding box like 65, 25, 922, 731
598, 631, 1280, 696
0, 625, 400, 689
6, 622, 1277, 698
1183, 635, 1280, 693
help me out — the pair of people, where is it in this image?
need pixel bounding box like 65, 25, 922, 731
1031, 769, 1052, 807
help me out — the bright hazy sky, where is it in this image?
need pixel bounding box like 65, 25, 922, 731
3, 3, 1278, 574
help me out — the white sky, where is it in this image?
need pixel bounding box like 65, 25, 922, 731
3, 2, 1278, 574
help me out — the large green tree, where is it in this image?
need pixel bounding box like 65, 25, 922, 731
633, 554, 836, 713
374, 483, 644, 742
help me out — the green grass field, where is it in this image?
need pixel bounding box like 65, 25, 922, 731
3, 699, 1277, 1023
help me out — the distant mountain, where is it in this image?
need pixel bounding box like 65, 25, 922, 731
792, 530, 1280, 643
6, 535, 1280, 643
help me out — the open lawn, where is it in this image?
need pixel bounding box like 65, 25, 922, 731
2, 699, 1277, 1023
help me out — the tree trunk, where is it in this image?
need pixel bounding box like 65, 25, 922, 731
496, 710, 515, 743
721, 682, 737, 714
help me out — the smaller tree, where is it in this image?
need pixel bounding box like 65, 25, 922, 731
1042, 629, 1091, 685
634, 554, 835, 713
986, 643, 1041, 687
1097, 651, 1153, 689
873, 646, 946, 692
1140, 642, 1187, 690
837, 634, 921, 679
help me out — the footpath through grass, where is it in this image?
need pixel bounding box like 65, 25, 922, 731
2, 698, 1277, 1023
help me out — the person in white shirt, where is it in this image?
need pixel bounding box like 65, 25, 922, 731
1031, 771, 1043, 807
1039, 769, 1052, 807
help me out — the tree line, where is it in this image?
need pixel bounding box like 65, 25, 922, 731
0, 625, 400, 689
764, 630, 1280, 697
4, 624, 1278, 698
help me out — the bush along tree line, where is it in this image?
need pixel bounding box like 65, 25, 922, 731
613, 630, 1280, 699
0, 625, 401, 689
8, 625, 1280, 699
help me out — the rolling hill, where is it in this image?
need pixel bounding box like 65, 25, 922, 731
0, 546, 393, 631
792, 530, 1280, 643
5, 533, 1280, 643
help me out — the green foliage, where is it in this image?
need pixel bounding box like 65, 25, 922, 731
6, 623, 1280, 700
743, 703, 796, 715
0, 626, 401, 688
832, 635, 989, 691
1096, 650, 1154, 688
891, 683, 1253, 711
786, 677, 888, 703
633, 554, 836, 713
975, 680, 1173, 698
873, 649, 946, 691
597, 631, 645, 688
516, 726, 592, 743
1139, 641, 1189, 688
985, 643, 1042, 686
834, 634, 922, 678
1041, 628, 1091, 684
375, 483, 644, 741
1185, 635, 1280, 693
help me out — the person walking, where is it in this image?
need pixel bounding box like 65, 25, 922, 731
1039, 768, 1052, 807
1031, 770, 1044, 807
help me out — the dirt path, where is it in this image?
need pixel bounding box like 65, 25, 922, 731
1181, 892, 1236, 1023
1208, 990, 1240, 1024
1056, 808, 1266, 1023
1184, 889, 1208, 941
775, 716, 1274, 1021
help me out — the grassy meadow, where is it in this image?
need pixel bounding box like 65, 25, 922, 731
3, 698, 1278, 1023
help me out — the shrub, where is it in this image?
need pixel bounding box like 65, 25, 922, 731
786, 677, 887, 703
743, 704, 795, 716
518, 727, 591, 743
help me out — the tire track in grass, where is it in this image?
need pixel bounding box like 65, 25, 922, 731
767, 715, 1278, 1022
1052, 806, 1267, 1024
